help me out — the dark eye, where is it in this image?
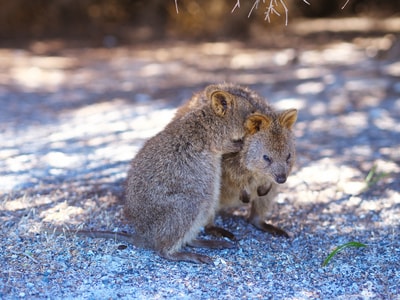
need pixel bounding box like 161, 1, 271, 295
263, 155, 272, 164
286, 153, 291, 163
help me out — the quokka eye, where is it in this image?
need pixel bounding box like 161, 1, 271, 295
286, 153, 291, 163
263, 155, 272, 164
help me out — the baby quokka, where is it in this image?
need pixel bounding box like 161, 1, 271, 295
207, 108, 297, 239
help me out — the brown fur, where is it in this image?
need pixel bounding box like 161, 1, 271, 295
124, 84, 259, 264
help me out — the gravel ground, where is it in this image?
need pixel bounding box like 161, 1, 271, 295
1, 18, 400, 299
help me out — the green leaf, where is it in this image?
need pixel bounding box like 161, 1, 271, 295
364, 165, 389, 190
365, 165, 377, 185
322, 241, 367, 267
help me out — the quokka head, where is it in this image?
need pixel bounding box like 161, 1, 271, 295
204, 85, 260, 150
243, 109, 298, 184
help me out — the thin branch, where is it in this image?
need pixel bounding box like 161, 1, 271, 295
175, 0, 179, 14
232, 0, 241, 13
248, 0, 261, 18
264, 0, 287, 26
233, 0, 311, 24
279, 0, 289, 26
264, 0, 276, 23
341, 0, 351, 9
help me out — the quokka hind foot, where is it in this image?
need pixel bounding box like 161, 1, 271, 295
205, 216, 289, 240
248, 216, 289, 238
204, 225, 236, 241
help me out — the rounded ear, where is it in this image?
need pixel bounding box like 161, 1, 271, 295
245, 114, 271, 135
278, 109, 297, 129
205, 85, 220, 98
210, 90, 234, 117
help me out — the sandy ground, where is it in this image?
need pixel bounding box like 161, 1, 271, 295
1, 18, 400, 299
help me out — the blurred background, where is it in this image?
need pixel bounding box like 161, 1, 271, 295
0, 0, 399, 46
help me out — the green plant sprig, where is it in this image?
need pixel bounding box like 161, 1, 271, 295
322, 241, 367, 267
364, 165, 388, 190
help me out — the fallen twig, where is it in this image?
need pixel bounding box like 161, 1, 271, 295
9, 250, 39, 264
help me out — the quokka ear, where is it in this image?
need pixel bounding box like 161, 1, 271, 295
278, 109, 297, 129
210, 90, 234, 117
245, 114, 272, 135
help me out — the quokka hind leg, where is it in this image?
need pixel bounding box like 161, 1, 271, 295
249, 187, 289, 238
159, 249, 214, 264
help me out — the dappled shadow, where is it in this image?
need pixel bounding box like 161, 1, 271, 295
0, 18, 399, 238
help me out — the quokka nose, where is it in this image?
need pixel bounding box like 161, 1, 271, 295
275, 174, 287, 184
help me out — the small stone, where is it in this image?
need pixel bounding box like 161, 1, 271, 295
26, 282, 34, 289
